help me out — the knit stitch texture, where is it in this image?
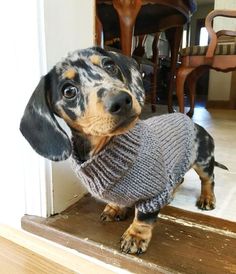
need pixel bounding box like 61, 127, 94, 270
72, 113, 196, 213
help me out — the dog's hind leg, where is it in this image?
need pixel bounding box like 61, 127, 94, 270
193, 124, 216, 210
100, 203, 128, 222
194, 162, 216, 210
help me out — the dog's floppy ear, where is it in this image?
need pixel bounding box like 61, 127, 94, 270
20, 74, 72, 161
106, 50, 145, 106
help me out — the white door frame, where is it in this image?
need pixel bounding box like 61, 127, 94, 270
25, 0, 95, 218
23, 0, 53, 219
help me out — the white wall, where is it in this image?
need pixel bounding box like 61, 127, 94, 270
43, 0, 95, 213
44, 0, 95, 70
208, 0, 236, 101
0, 0, 48, 227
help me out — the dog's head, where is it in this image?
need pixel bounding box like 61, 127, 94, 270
20, 47, 145, 161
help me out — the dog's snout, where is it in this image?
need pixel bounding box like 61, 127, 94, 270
107, 92, 132, 115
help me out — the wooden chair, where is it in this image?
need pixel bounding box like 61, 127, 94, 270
176, 9, 236, 117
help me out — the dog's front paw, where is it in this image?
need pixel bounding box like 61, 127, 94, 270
120, 222, 152, 254
100, 203, 127, 222
196, 195, 216, 210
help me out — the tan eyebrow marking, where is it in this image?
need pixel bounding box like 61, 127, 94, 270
63, 68, 76, 79
90, 54, 101, 65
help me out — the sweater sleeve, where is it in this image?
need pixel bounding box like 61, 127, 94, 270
135, 177, 175, 213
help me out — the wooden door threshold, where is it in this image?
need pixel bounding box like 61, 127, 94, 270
22, 195, 236, 274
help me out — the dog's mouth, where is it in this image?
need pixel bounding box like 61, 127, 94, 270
109, 113, 139, 135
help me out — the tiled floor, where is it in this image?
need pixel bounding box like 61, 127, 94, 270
171, 107, 236, 222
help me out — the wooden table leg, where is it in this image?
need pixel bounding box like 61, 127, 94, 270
165, 26, 183, 113
113, 0, 142, 56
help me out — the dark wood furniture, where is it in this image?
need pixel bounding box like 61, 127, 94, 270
176, 9, 236, 117
96, 0, 196, 112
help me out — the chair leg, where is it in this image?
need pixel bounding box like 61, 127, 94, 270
176, 66, 194, 113
95, 15, 103, 47
186, 73, 197, 117
151, 61, 158, 112
165, 26, 183, 113
150, 33, 160, 112
186, 66, 208, 117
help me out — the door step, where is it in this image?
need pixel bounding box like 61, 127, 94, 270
22, 195, 236, 274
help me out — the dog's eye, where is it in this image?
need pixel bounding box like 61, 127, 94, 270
62, 85, 78, 99
103, 59, 119, 76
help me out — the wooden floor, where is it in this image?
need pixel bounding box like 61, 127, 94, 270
0, 236, 74, 274
22, 195, 236, 274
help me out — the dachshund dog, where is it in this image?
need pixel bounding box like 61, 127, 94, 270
20, 47, 227, 254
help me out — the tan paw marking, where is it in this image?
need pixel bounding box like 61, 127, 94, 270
100, 203, 127, 222
120, 221, 152, 254
196, 195, 216, 210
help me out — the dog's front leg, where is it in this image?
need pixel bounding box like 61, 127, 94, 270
120, 208, 158, 254
100, 203, 128, 222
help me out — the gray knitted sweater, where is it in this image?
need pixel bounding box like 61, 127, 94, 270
72, 113, 196, 213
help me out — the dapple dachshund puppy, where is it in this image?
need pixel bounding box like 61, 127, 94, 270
20, 47, 227, 254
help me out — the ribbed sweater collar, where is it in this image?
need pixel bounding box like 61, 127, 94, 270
72, 121, 143, 196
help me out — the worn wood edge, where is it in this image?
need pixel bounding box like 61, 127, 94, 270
21, 215, 172, 274
0, 224, 126, 274
161, 206, 236, 233
159, 214, 236, 239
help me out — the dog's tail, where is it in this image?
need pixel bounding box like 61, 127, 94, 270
214, 161, 229, 170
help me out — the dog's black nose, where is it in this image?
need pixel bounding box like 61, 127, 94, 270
107, 92, 132, 115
